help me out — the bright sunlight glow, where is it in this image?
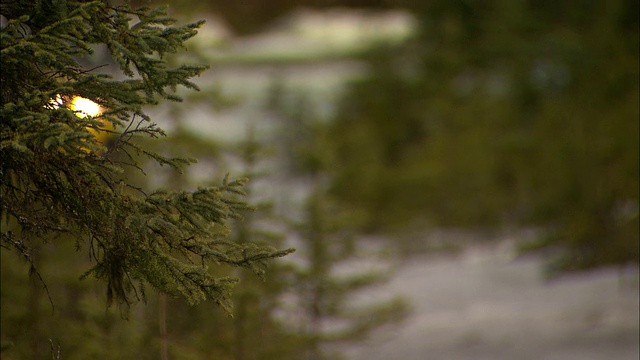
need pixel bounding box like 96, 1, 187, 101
48, 95, 103, 118
70, 96, 102, 118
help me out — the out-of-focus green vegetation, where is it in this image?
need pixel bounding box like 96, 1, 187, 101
1, 0, 637, 358
325, 0, 639, 273
0, 5, 406, 354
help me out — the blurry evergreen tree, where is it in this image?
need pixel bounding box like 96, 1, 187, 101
147, 123, 305, 360
219, 125, 305, 360
0, 0, 293, 355
289, 189, 408, 360
326, 0, 639, 272
267, 89, 408, 360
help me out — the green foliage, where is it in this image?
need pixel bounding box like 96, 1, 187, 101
0, 0, 292, 314
325, 0, 639, 271
265, 86, 409, 359
287, 189, 408, 360
223, 126, 306, 360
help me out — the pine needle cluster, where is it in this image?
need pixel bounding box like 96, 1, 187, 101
0, 0, 293, 312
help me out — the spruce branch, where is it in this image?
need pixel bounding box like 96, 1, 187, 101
1, 0, 293, 313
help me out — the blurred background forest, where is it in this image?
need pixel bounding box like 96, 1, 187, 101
1, 0, 638, 359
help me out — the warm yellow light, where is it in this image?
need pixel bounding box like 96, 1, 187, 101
70, 96, 102, 118
47, 95, 113, 148
49, 95, 65, 109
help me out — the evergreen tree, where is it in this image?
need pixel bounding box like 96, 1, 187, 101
225, 124, 303, 360
0, 0, 293, 319
266, 89, 408, 360
287, 188, 407, 360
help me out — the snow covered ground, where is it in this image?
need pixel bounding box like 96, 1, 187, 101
343, 240, 639, 360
